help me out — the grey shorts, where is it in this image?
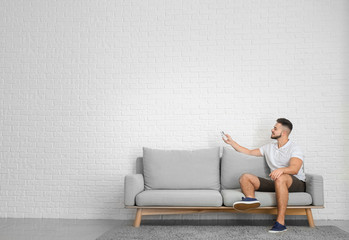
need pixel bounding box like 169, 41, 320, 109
257, 175, 305, 192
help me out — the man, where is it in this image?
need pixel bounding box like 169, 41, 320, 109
222, 118, 305, 233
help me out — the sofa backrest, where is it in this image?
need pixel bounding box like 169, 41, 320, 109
220, 147, 270, 189
142, 147, 221, 190
136, 147, 271, 190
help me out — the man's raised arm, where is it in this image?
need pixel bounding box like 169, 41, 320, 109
222, 133, 262, 157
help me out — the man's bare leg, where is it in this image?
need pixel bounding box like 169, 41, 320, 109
274, 174, 293, 225
239, 173, 261, 198
233, 174, 261, 210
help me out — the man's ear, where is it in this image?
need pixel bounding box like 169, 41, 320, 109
281, 127, 289, 136
283, 129, 290, 136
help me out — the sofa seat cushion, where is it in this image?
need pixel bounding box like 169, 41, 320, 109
136, 190, 223, 207
221, 189, 312, 207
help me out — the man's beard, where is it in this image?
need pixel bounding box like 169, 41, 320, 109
271, 133, 282, 139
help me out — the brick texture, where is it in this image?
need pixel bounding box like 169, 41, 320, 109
1, 0, 348, 220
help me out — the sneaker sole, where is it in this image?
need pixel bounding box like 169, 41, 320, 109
233, 202, 261, 211
269, 229, 287, 233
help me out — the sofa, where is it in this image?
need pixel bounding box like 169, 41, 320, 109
124, 147, 324, 227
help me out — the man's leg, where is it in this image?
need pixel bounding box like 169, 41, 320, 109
233, 174, 262, 210
274, 174, 293, 225
239, 173, 261, 198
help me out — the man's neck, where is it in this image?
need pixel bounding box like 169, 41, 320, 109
277, 138, 289, 148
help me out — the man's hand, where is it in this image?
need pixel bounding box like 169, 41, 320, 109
222, 133, 235, 146
269, 169, 284, 181
269, 158, 303, 180
222, 134, 262, 157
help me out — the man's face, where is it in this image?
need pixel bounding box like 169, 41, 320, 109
271, 123, 283, 139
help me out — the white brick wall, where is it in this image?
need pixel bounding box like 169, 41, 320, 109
1, 0, 348, 220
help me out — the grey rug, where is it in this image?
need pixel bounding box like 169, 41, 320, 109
96, 225, 349, 240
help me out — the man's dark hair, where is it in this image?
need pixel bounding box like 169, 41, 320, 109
277, 118, 293, 133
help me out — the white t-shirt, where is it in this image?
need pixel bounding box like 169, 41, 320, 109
259, 140, 306, 181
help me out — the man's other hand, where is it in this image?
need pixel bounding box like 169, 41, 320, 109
269, 169, 284, 181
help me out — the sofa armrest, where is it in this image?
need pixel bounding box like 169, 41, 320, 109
124, 174, 144, 206
305, 173, 324, 206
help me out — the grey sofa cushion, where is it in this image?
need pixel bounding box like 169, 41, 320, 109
221, 147, 270, 189
143, 147, 220, 190
136, 190, 223, 206
221, 189, 312, 207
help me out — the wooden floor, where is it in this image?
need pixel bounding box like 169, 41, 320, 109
0, 219, 348, 240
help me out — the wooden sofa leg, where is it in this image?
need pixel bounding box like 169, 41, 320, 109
306, 208, 315, 228
133, 208, 143, 227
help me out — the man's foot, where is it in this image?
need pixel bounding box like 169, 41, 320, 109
233, 197, 261, 210
269, 221, 287, 233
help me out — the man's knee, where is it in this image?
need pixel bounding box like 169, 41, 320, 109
240, 173, 260, 190
239, 173, 251, 183
239, 173, 257, 184
275, 174, 292, 186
